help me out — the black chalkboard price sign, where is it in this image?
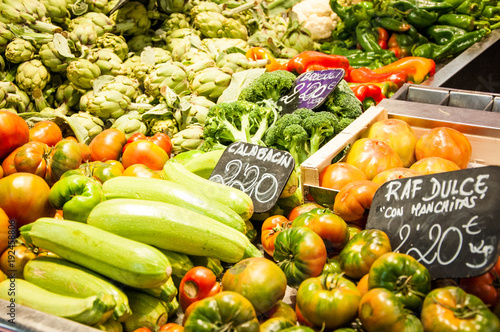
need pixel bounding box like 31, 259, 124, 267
277, 69, 345, 114
366, 166, 500, 279
208, 142, 295, 213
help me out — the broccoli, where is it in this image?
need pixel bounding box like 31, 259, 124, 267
321, 79, 363, 120
200, 100, 279, 151
238, 70, 297, 105
264, 108, 338, 166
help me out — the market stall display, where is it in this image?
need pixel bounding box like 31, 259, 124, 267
0, 0, 500, 330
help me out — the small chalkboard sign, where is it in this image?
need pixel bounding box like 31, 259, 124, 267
209, 142, 295, 213
277, 69, 345, 114
366, 166, 500, 279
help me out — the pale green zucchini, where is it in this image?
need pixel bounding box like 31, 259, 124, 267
0, 279, 112, 326
24, 256, 131, 322
87, 198, 262, 263
102, 176, 246, 233
156, 248, 194, 279
20, 218, 171, 289
183, 148, 225, 179
133, 277, 177, 303
123, 291, 168, 332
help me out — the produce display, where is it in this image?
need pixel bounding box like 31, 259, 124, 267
0, 0, 499, 330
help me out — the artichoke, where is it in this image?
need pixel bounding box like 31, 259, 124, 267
0, 55, 4, 72
202, 38, 249, 58
191, 2, 221, 16
162, 13, 190, 31
281, 14, 314, 54
157, 0, 186, 14
40, 0, 70, 25
222, 18, 248, 40
86, 0, 110, 14
123, 54, 142, 75
66, 58, 101, 91
70, 111, 105, 141
89, 48, 126, 76
193, 12, 226, 38
216, 52, 269, 73
0, 22, 14, 53
0, 82, 33, 113
95, 33, 129, 61
5, 39, 35, 64
0, 0, 61, 34
86, 89, 130, 119
179, 94, 214, 127
54, 80, 82, 114
190, 67, 232, 101
39, 36, 75, 73
100, 75, 141, 100
69, 24, 99, 47
171, 124, 204, 155
111, 110, 147, 138
151, 47, 172, 64
144, 62, 189, 97
78, 90, 94, 111
127, 35, 155, 53
111, 1, 151, 36
68, 12, 115, 36
15, 59, 51, 93
163, 28, 200, 52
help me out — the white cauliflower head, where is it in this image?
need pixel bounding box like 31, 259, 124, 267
292, 0, 339, 40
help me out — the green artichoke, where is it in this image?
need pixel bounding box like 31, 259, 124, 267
68, 12, 115, 36
39, 36, 75, 73
78, 90, 94, 111
54, 81, 82, 114
86, 0, 110, 14
66, 58, 101, 91
40, 0, 70, 25
190, 67, 232, 101
0, 55, 4, 72
179, 94, 214, 127
216, 52, 269, 73
86, 89, 130, 119
5, 39, 35, 64
193, 12, 226, 38
281, 14, 314, 54
191, 2, 221, 16
127, 35, 155, 53
70, 111, 105, 142
144, 62, 189, 97
123, 55, 142, 75
1, 82, 34, 113
202, 38, 249, 58
222, 18, 248, 40
162, 13, 191, 32
96, 33, 129, 61
163, 28, 200, 52
157, 0, 186, 14
69, 24, 99, 47
0, 22, 14, 53
171, 124, 204, 155
111, 110, 148, 139
15, 59, 51, 93
0, 0, 61, 34
111, 1, 151, 36
89, 49, 126, 76
100, 75, 141, 100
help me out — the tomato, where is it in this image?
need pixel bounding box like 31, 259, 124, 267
0, 165, 3, 179
409, 156, 460, 175
0, 111, 30, 161
122, 140, 169, 171
124, 133, 173, 157
267, 300, 297, 323
179, 266, 221, 312
7, 141, 50, 178
345, 138, 403, 180
460, 256, 500, 307
183, 291, 259, 332
357, 274, 370, 297
321, 257, 342, 275
339, 229, 392, 280
45, 139, 83, 186
319, 162, 367, 191
67, 161, 124, 183
333, 180, 380, 223
260, 317, 295, 332
362, 119, 417, 167
273, 227, 327, 288
221, 257, 287, 315
261, 215, 291, 257
292, 208, 350, 252
79, 143, 91, 162
0, 173, 55, 229
29, 121, 63, 147
287, 202, 323, 221
421, 286, 500, 332
133, 328, 152, 332
295, 303, 314, 327
0, 208, 9, 255
89, 129, 127, 162
358, 288, 408, 332
368, 252, 431, 312
0, 245, 37, 279
415, 127, 472, 169
372, 167, 422, 186
160, 323, 184, 332
123, 164, 162, 179
297, 273, 361, 329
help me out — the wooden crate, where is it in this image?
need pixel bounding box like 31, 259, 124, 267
301, 105, 500, 202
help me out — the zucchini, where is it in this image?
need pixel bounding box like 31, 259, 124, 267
20, 218, 171, 289
102, 176, 246, 233
156, 248, 194, 279
94, 319, 123, 332
162, 161, 254, 221
87, 198, 262, 263
123, 291, 168, 332
0, 279, 112, 326
134, 277, 177, 303
24, 256, 131, 322
183, 148, 225, 179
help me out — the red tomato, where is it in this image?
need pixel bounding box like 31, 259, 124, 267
357, 274, 370, 297
64, 136, 78, 142
415, 127, 472, 169
0, 165, 3, 179
333, 180, 380, 223
0, 173, 56, 229
179, 266, 221, 312
372, 167, 422, 186
123, 133, 173, 157
261, 215, 291, 257
123, 164, 162, 179
0, 245, 37, 279
460, 256, 500, 307
0, 208, 9, 255
320, 162, 367, 191
132, 328, 152, 332
122, 140, 169, 171
288, 202, 323, 221
89, 129, 127, 162
4, 141, 50, 178
0, 111, 30, 161
409, 156, 460, 175
79, 143, 91, 162
160, 323, 184, 332
29, 121, 63, 147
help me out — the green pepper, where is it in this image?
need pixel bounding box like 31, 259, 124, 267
48, 174, 104, 223
368, 252, 432, 312
406, 8, 439, 29
482, 5, 500, 18
356, 20, 383, 52
426, 25, 467, 45
373, 17, 412, 32
391, 0, 454, 12
438, 13, 476, 31
456, 0, 486, 17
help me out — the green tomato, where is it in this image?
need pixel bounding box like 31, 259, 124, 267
359, 288, 408, 332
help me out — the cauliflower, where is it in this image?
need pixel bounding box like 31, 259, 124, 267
292, 0, 339, 40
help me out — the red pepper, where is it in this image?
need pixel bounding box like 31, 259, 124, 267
284, 51, 350, 75
245, 47, 284, 72
377, 27, 389, 50
349, 81, 399, 98
372, 56, 436, 84
350, 84, 386, 110
345, 67, 408, 88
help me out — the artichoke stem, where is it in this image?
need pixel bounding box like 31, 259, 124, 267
29, 21, 63, 34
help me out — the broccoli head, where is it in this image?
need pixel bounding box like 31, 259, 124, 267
238, 70, 297, 104
322, 79, 363, 120
200, 100, 279, 151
